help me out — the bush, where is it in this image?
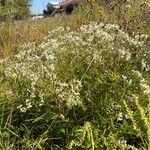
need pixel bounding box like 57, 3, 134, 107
0, 22, 149, 149
0, 0, 30, 21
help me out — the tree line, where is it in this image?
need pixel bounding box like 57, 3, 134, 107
0, 0, 31, 21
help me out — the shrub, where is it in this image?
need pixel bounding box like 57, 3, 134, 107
0, 22, 149, 149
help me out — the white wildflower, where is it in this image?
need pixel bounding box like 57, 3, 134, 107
122, 75, 127, 81
140, 82, 150, 95
132, 70, 142, 78
20, 107, 27, 113
117, 112, 123, 121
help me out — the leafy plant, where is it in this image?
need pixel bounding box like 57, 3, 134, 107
0, 22, 149, 149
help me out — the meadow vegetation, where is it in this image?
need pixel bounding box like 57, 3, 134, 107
0, 0, 31, 21
0, 0, 150, 149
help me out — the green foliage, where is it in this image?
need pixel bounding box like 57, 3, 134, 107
75, 0, 150, 35
0, 0, 31, 21
99, 0, 150, 35
0, 21, 149, 149
0, 1, 149, 149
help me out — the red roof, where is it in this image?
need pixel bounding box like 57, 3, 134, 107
59, 0, 79, 7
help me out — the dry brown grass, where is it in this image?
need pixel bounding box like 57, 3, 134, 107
0, 15, 68, 57
0, 11, 91, 58
0, 1, 149, 58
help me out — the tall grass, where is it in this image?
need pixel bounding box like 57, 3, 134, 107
0, 1, 150, 149
0, 0, 149, 56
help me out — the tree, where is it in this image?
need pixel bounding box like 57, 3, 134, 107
0, 0, 31, 21
14, 0, 31, 19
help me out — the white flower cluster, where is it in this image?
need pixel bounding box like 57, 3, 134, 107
56, 79, 82, 108
132, 70, 150, 96
118, 139, 138, 150
1, 22, 149, 112
121, 75, 132, 86
17, 99, 32, 113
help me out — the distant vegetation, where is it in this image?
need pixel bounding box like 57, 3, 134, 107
0, 0, 150, 149
0, 0, 31, 21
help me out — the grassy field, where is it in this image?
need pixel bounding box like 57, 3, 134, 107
0, 1, 150, 149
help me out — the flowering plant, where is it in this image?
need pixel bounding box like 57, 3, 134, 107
0, 22, 149, 149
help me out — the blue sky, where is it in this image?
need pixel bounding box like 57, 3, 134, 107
31, 0, 61, 14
